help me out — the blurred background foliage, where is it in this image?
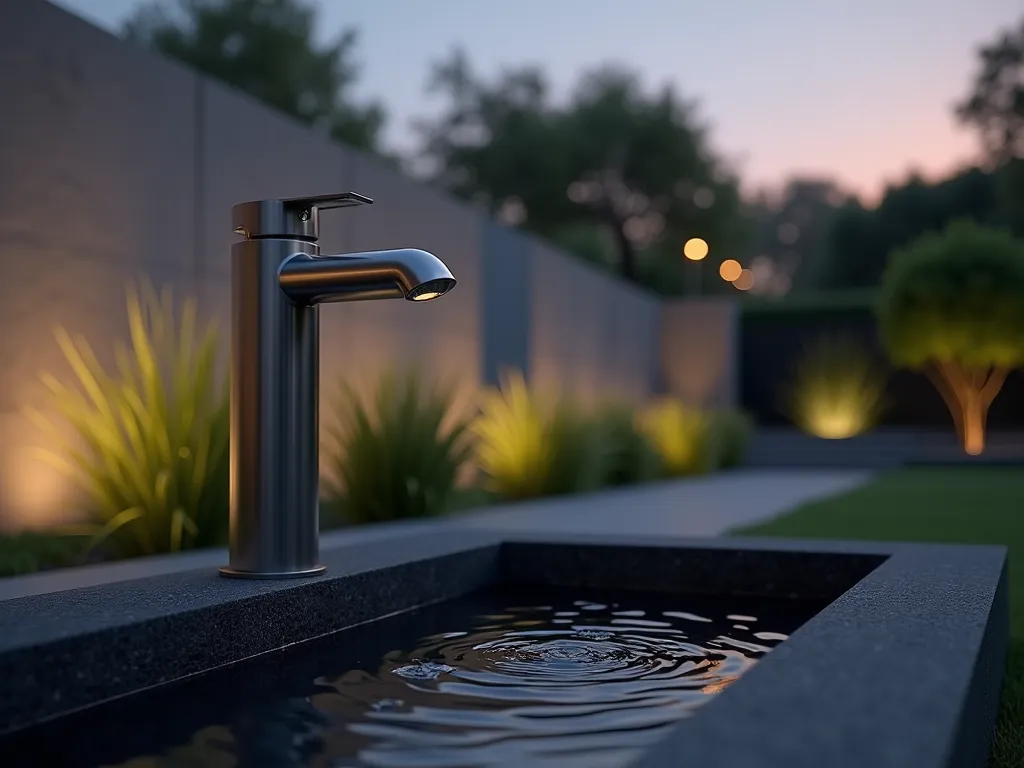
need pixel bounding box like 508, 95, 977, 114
123, 1, 1024, 299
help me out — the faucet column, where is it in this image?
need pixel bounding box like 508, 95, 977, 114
221, 235, 324, 578
219, 193, 372, 579
219, 193, 455, 579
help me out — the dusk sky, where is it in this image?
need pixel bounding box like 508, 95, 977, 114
55, 0, 1021, 200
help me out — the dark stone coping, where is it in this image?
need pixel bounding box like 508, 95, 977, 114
0, 529, 1007, 768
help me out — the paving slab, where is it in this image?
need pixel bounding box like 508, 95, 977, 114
457, 469, 872, 537
0, 470, 872, 600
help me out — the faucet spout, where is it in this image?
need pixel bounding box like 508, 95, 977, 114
279, 248, 457, 305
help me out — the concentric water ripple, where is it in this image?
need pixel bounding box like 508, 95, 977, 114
311, 593, 807, 767
61, 591, 818, 768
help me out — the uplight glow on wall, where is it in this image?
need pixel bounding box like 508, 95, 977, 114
4, 444, 73, 530
783, 334, 888, 440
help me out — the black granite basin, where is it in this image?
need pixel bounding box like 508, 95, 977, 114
1, 586, 828, 767
0, 531, 1008, 768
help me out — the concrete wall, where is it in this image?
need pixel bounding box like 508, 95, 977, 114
481, 224, 533, 388
0, 0, 736, 531
530, 241, 662, 406
661, 299, 739, 409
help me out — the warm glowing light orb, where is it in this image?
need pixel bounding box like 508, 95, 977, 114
719, 259, 742, 282
732, 269, 754, 291
683, 238, 709, 261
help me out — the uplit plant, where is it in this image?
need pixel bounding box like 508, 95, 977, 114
472, 371, 607, 500
28, 281, 229, 559
783, 333, 887, 440
878, 220, 1024, 455
636, 399, 712, 476
324, 369, 473, 524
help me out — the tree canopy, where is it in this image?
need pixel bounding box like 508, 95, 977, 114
124, 0, 386, 152
877, 219, 1024, 453
956, 16, 1024, 165
956, 14, 1024, 238
821, 168, 1001, 290
416, 49, 748, 290
879, 220, 1024, 369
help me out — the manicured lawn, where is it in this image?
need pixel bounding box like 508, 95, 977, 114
733, 467, 1024, 768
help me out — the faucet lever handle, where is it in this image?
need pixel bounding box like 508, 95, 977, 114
281, 192, 374, 212
232, 192, 374, 241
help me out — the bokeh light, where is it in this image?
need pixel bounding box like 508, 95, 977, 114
693, 187, 716, 209
683, 238, 709, 261
719, 259, 742, 282
777, 222, 800, 245
733, 269, 754, 291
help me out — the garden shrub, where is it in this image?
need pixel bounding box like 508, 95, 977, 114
324, 369, 473, 524
27, 281, 229, 560
472, 371, 608, 500
636, 399, 714, 477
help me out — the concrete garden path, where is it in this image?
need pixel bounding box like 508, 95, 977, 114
454, 469, 872, 537
0, 469, 871, 600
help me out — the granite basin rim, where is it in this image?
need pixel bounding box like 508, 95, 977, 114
0, 530, 1008, 768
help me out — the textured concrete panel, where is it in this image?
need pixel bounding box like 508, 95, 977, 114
0, 0, 197, 278
199, 77, 353, 280
481, 223, 533, 386
601, 279, 661, 401
326, 151, 482, 414
661, 298, 739, 408
530, 241, 606, 403
531, 240, 659, 404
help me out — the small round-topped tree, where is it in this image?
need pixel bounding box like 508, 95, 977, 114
877, 219, 1024, 455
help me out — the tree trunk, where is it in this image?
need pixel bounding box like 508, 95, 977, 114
931, 362, 1008, 456
959, 390, 987, 456
613, 225, 638, 282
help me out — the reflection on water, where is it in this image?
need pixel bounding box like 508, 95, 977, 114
16, 590, 820, 768
311, 603, 768, 768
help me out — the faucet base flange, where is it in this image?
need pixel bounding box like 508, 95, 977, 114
218, 564, 327, 580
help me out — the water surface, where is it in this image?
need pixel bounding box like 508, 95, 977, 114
3, 588, 824, 767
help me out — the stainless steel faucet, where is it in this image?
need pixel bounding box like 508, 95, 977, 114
219, 193, 457, 579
